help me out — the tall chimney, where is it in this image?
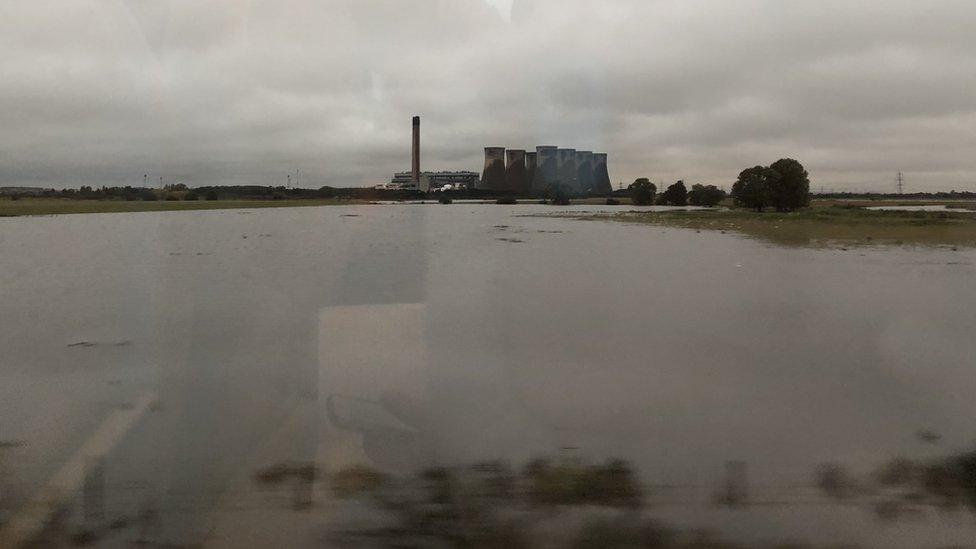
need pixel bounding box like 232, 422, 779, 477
412, 116, 420, 184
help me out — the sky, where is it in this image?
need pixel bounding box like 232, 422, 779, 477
2, 0, 976, 192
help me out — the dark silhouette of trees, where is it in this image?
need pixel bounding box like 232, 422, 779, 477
657, 180, 688, 206
732, 166, 777, 211
688, 184, 726, 207
732, 159, 810, 212
769, 158, 810, 211
628, 178, 656, 205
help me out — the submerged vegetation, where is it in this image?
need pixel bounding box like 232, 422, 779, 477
561, 205, 976, 248
816, 448, 976, 520
315, 455, 936, 548
321, 458, 647, 547
319, 458, 803, 548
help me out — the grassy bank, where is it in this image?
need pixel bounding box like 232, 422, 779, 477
0, 198, 365, 217
554, 205, 976, 248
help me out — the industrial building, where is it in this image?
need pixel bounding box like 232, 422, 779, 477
479, 145, 613, 195
392, 116, 613, 195
385, 171, 479, 191
481, 147, 506, 190
505, 149, 528, 193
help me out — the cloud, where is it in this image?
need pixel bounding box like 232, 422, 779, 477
1, 0, 975, 190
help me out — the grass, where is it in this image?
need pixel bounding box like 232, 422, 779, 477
554, 205, 976, 248
814, 198, 976, 210
0, 197, 364, 217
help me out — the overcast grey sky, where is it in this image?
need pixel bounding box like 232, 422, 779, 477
2, 0, 975, 191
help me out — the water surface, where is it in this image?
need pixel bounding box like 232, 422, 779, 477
1, 204, 974, 546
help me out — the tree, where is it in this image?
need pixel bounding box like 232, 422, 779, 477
768, 158, 810, 211
687, 184, 726, 207
628, 178, 656, 205
548, 183, 570, 205
657, 180, 688, 206
731, 166, 778, 211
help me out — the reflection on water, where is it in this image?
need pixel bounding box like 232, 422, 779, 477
1, 204, 975, 547
866, 205, 976, 212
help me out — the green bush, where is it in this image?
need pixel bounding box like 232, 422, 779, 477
732, 159, 810, 212
522, 458, 642, 509
657, 180, 688, 206
628, 178, 656, 205
688, 184, 726, 206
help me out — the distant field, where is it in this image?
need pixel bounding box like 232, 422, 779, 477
552, 205, 976, 248
811, 198, 976, 209
0, 198, 365, 217
571, 197, 976, 209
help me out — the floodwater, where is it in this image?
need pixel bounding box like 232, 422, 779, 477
1, 204, 975, 547
866, 204, 976, 212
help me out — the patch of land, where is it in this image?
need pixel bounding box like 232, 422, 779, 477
570, 197, 976, 209
0, 198, 365, 217
549, 205, 976, 248
813, 199, 976, 210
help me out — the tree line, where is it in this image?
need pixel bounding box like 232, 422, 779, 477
1, 185, 431, 202
627, 158, 811, 211
1, 184, 593, 202
627, 179, 727, 207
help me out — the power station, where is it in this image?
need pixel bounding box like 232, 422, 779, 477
388, 116, 614, 195
505, 149, 528, 193
481, 145, 612, 195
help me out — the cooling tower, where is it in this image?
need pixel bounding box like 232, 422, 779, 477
524, 152, 537, 189
480, 147, 507, 190
505, 149, 527, 193
592, 153, 613, 195
575, 151, 594, 194
531, 146, 558, 192
556, 148, 579, 193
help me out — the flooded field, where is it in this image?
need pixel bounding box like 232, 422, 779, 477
866, 205, 976, 212
2, 204, 975, 547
